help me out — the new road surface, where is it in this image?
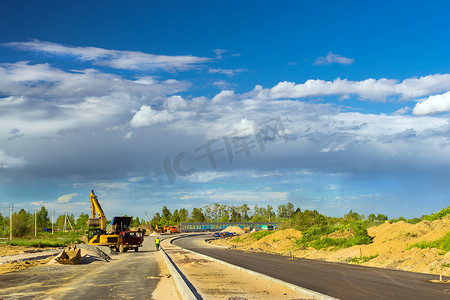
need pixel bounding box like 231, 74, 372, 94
173, 234, 450, 300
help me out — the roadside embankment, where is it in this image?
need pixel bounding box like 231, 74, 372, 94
210, 217, 450, 276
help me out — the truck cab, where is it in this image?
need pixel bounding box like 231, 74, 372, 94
119, 230, 144, 252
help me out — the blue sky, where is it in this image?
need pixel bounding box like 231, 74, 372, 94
1, 1, 450, 220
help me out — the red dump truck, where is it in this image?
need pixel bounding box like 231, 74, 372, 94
119, 231, 144, 252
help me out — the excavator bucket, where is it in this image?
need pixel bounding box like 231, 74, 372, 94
55, 246, 81, 265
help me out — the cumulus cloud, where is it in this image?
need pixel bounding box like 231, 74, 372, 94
130, 105, 193, 128
314, 51, 354, 65
0, 62, 189, 138
413, 91, 450, 115
4, 40, 210, 71
250, 74, 450, 101
57, 193, 79, 203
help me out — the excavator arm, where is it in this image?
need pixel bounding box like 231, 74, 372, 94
87, 190, 106, 230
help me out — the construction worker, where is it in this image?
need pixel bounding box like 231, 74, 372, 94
155, 237, 160, 250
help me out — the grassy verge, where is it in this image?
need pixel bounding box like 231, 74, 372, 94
7, 231, 84, 247
407, 232, 450, 252
296, 222, 372, 250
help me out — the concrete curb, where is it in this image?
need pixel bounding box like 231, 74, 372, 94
159, 246, 199, 300
171, 235, 338, 300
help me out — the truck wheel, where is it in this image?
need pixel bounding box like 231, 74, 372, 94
123, 248, 128, 252
134, 247, 139, 252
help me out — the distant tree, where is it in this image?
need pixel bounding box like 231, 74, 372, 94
376, 214, 388, 222
36, 206, 50, 229
178, 208, 189, 222
344, 210, 362, 222
239, 204, 250, 221
151, 212, 161, 225
13, 209, 31, 236
162, 206, 172, 221
171, 209, 181, 224
267, 205, 275, 222
130, 216, 141, 228
229, 206, 241, 222
203, 205, 213, 222
368, 213, 376, 222
190, 208, 205, 222
76, 213, 89, 230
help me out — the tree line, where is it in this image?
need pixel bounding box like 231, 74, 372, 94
0, 206, 143, 238
150, 203, 391, 228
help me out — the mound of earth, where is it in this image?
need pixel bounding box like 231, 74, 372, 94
210, 217, 450, 276
221, 226, 245, 235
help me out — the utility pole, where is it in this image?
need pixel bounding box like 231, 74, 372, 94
63, 212, 67, 233
51, 211, 55, 234
34, 209, 37, 237
9, 204, 14, 241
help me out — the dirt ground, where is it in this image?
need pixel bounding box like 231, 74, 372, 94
211, 217, 450, 276
161, 239, 311, 299
0, 244, 37, 256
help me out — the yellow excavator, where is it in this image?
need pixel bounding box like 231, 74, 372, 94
87, 190, 122, 251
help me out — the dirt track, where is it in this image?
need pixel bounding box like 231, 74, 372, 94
0, 237, 180, 299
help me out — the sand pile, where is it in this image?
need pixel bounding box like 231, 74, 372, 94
326, 227, 355, 239
253, 229, 302, 253
221, 226, 245, 235
211, 217, 450, 276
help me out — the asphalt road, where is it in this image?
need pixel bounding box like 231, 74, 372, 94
173, 234, 450, 300
0, 237, 164, 299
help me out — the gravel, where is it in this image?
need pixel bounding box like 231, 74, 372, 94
76, 244, 112, 261
97, 245, 118, 256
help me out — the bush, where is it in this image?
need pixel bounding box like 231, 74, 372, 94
407, 232, 450, 252
296, 222, 372, 250
251, 230, 274, 241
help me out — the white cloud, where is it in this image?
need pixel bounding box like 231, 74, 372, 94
213, 49, 227, 58
5, 40, 210, 71
212, 90, 237, 103
208, 68, 246, 76
413, 91, 450, 115
57, 193, 79, 203
185, 171, 233, 183
95, 182, 129, 189
130, 105, 192, 128
314, 51, 354, 65
251, 74, 450, 101
393, 107, 411, 115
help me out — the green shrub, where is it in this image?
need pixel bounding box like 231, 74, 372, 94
251, 230, 274, 241
348, 255, 379, 264
296, 222, 372, 250
407, 232, 450, 252
424, 206, 450, 221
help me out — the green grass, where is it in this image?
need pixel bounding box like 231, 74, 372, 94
251, 230, 274, 241
7, 231, 84, 247
347, 255, 379, 264
295, 222, 372, 250
442, 263, 450, 268
231, 237, 242, 242
407, 232, 450, 252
